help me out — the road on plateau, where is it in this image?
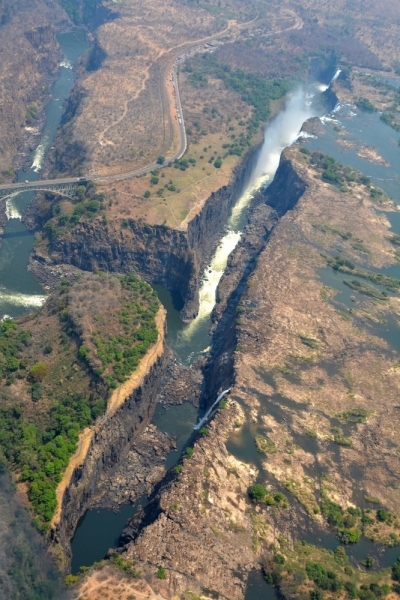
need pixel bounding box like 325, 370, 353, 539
0, 10, 303, 197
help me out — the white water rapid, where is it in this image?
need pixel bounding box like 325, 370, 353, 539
194, 388, 231, 430
178, 87, 318, 350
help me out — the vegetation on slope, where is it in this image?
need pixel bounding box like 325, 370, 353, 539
0, 273, 159, 527
184, 53, 289, 141
0, 463, 65, 599
57, 0, 99, 25
263, 540, 400, 600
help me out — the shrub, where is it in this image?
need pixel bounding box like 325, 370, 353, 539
377, 509, 388, 522
157, 567, 167, 579
30, 382, 43, 403
150, 176, 159, 185
306, 562, 342, 591
274, 554, 285, 564
175, 465, 183, 474
356, 97, 376, 111
249, 484, 267, 502
345, 581, 358, 599
157, 156, 165, 164
362, 556, 374, 568
144, 190, 151, 198
29, 362, 49, 382
199, 427, 209, 436
321, 496, 343, 527
185, 447, 194, 458
214, 158, 222, 168
392, 558, 400, 581
334, 546, 348, 566
111, 554, 141, 578
338, 528, 361, 544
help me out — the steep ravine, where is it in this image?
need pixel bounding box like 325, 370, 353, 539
203, 152, 307, 404
51, 309, 168, 566
109, 151, 309, 599
30, 146, 260, 321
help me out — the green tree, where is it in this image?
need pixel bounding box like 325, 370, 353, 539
157, 567, 167, 579
157, 156, 165, 164
249, 484, 267, 502
29, 362, 49, 382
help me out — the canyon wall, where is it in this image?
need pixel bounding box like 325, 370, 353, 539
34, 147, 260, 321
51, 312, 168, 564
0, 0, 67, 173
203, 151, 307, 404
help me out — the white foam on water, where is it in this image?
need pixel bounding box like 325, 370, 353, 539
320, 115, 341, 125
60, 58, 72, 69
297, 132, 317, 140
194, 388, 231, 430
178, 88, 317, 349
0, 290, 47, 309
31, 137, 48, 172
5, 198, 22, 220
332, 68, 342, 81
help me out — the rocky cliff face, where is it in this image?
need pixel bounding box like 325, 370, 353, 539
260, 151, 308, 216
0, 0, 67, 173
33, 148, 260, 321
52, 324, 168, 564
202, 151, 304, 404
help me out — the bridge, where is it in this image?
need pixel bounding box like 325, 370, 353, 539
0, 178, 87, 202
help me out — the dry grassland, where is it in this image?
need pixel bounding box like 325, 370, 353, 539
66, 0, 230, 175
97, 71, 264, 227
235, 146, 400, 517
286, 0, 399, 68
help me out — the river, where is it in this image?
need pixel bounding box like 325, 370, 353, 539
71, 73, 400, 587
70, 79, 336, 572
2, 46, 399, 592
0, 30, 88, 319
0, 27, 88, 598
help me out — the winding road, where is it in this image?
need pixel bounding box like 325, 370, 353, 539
0, 10, 303, 199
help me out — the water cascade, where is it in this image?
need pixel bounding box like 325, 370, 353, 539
194, 388, 231, 430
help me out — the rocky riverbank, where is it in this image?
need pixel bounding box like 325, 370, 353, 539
51, 308, 168, 566
73, 142, 400, 599
25, 144, 261, 321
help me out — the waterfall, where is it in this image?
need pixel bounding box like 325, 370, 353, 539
194, 388, 231, 430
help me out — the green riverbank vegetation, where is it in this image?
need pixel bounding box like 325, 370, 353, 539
263, 541, 400, 600
0, 272, 159, 528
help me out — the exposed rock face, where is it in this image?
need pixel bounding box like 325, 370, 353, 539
31, 149, 259, 321
119, 403, 257, 600
52, 350, 168, 563
0, 202, 6, 248
260, 151, 307, 216
0, 1, 66, 172
92, 424, 176, 509
203, 203, 279, 404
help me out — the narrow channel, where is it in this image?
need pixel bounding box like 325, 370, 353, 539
70, 79, 334, 571
0, 30, 88, 319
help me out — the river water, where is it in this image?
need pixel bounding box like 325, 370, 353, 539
2, 43, 399, 589
70, 81, 335, 571
0, 30, 88, 319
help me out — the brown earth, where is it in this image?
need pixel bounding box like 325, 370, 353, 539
0, 0, 68, 174
73, 145, 400, 599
